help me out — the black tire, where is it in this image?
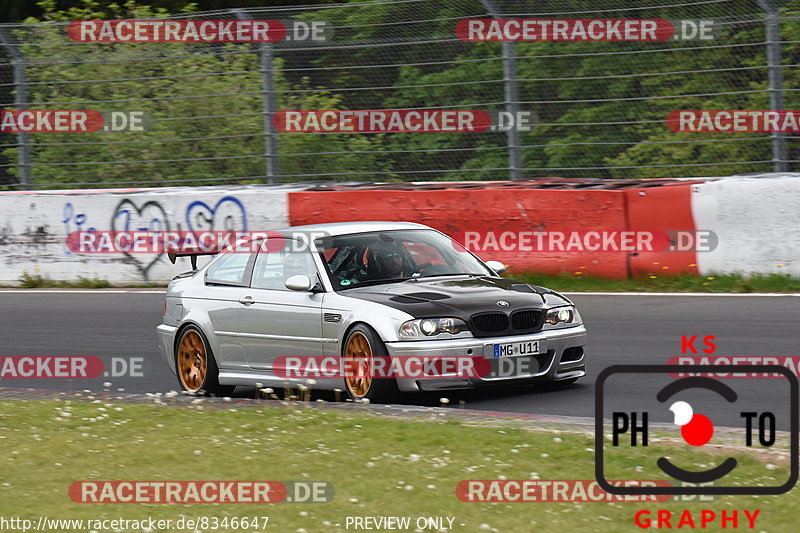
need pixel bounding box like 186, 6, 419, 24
175, 325, 236, 397
342, 324, 399, 403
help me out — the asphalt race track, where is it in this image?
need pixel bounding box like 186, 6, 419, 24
1, 291, 798, 427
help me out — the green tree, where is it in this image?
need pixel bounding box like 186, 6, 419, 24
3, 0, 388, 188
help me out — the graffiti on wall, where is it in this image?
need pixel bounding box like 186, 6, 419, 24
102, 196, 247, 280
0, 201, 57, 266
185, 197, 248, 232
0, 194, 249, 282
111, 199, 171, 280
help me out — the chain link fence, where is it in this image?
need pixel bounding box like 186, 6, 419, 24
0, 0, 797, 189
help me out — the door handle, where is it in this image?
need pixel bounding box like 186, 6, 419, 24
238, 296, 255, 305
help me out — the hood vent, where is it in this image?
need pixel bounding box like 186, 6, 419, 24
389, 292, 450, 304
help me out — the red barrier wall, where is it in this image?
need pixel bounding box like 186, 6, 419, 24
289, 188, 631, 278
626, 184, 699, 278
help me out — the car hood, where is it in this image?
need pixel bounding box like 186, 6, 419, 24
339, 276, 572, 319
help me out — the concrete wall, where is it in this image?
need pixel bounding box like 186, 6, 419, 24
0, 186, 293, 284
2, 173, 799, 284
691, 175, 800, 276
289, 188, 631, 278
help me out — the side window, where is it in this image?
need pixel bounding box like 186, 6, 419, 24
205, 252, 250, 285
251, 246, 318, 290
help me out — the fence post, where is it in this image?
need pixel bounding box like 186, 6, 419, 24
233, 9, 280, 184
757, 0, 788, 173
0, 28, 32, 189
478, 0, 522, 180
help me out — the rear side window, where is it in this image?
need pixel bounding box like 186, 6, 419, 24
205, 252, 250, 285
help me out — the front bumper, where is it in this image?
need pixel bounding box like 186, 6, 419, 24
156, 324, 179, 374
385, 325, 587, 392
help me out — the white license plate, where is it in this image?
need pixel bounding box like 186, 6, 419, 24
493, 340, 543, 358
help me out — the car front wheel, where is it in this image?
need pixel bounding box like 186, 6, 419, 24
342, 324, 398, 403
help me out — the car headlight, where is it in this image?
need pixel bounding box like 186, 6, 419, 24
399, 318, 469, 339
543, 306, 579, 328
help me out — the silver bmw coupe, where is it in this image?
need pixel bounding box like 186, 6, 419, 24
157, 222, 587, 401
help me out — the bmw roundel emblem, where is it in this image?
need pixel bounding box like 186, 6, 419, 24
497, 300, 510, 307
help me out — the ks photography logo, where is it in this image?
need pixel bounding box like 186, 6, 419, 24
595, 365, 798, 495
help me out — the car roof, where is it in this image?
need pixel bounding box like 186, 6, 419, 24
277, 221, 431, 237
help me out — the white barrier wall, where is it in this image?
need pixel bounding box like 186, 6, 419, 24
692, 174, 800, 276
0, 186, 293, 284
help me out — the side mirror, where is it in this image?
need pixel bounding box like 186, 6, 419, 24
485, 260, 507, 275
285, 274, 313, 291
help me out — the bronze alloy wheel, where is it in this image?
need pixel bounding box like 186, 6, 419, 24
344, 331, 373, 398
177, 329, 207, 392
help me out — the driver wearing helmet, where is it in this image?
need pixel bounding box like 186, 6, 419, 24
369, 241, 406, 279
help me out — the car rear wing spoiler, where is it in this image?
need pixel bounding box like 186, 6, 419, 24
167, 247, 219, 271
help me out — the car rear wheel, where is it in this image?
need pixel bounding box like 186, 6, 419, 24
176, 325, 235, 397
343, 325, 398, 403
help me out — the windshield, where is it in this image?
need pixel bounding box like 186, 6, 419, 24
316, 229, 494, 289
